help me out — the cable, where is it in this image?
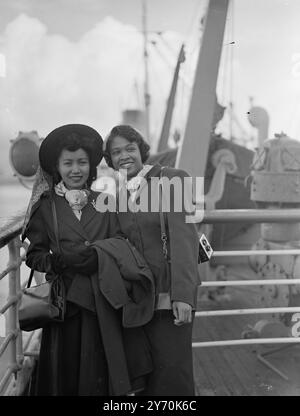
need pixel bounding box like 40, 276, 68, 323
229, 0, 235, 142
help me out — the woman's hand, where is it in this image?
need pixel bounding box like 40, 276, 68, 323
172, 301, 192, 326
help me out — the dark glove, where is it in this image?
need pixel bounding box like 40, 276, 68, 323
50, 253, 68, 274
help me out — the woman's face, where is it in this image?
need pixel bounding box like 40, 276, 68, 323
110, 136, 143, 179
57, 148, 90, 189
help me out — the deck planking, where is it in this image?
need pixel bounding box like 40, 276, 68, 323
193, 265, 300, 396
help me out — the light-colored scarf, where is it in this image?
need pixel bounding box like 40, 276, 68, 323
55, 181, 90, 220
22, 166, 52, 239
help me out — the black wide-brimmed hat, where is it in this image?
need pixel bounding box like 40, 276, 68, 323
39, 123, 103, 175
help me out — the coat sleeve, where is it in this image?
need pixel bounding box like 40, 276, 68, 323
24, 202, 53, 273
164, 168, 201, 308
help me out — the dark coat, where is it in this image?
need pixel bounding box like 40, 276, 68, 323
24, 190, 152, 396
115, 165, 200, 396
92, 237, 156, 327
25, 190, 117, 313
117, 164, 201, 308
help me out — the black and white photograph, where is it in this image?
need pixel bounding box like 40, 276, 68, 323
1, 0, 300, 401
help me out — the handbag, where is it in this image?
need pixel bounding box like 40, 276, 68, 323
19, 196, 66, 332
19, 270, 65, 332
158, 167, 213, 264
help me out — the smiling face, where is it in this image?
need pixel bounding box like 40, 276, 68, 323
57, 148, 90, 189
110, 135, 143, 179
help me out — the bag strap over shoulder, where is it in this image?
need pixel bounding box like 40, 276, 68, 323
159, 167, 167, 259
26, 192, 61, 288
159, 167, 172, 283
50, 193, 61, 255
26, 269, 35, 288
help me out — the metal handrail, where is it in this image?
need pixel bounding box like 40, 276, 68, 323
202, 208, 300, 223
201, 279, 300, 286
214, 249, 300, 256
193, 338, 300, 347
0, 212, 24, 249
1, 208, 300, 394
196, 307, 300, 317
193, 208, 300, 351
0, 213, 36, 396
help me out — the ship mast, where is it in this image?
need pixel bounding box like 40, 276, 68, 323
176, 0, 230, 178
157, 44, 185, 153
142, 0, 150, 143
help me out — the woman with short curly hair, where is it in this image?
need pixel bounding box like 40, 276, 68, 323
105, 124, 201, 396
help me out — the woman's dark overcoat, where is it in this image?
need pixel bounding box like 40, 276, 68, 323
24, 190, 152, 396
116, 164, 201, 395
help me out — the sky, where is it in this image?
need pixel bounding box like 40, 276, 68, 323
0, 0, 300, 177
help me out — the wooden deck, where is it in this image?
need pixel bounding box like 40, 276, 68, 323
193, 265, 300, 396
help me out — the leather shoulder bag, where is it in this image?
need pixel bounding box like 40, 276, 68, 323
19, 196, 66, 332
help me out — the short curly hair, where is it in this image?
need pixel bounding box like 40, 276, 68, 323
104, 125, 150, 168
52, 132, 98, 187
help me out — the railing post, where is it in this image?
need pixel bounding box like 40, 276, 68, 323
15, 237, 24, 367
7, 238, 20, 383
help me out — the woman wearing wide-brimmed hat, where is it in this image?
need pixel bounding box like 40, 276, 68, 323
22, 124, 152, 396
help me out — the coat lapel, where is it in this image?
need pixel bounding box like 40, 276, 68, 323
54, 194, 90, 240
80, 191, 99, 228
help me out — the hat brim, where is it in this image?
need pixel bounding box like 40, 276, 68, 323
39, 124, 103, 175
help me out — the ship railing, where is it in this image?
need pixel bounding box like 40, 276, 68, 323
0, 213, 41, 396
194, 208, 300, 380
1, 209, 300, 393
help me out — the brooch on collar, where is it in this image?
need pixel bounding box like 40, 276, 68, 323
65, 189, 89, 211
